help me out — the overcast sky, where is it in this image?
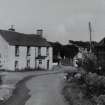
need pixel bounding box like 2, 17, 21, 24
0, 0, 105, 44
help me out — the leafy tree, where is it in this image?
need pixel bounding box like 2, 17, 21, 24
49, 42, 79, 62
63, 45, 78, 59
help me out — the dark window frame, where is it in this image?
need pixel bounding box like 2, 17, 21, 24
27, 46, 31, 56
15, 45, 19, 56
27, 59, 30, 68
15, 60, 18, 69
39, 60, 42, 64
46, 47, 49, 56
38, 47, 41, 56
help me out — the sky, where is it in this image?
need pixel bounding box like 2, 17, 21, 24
0, 0, 105, 44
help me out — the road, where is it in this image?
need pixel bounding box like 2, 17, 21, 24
1, 65, 75, 105
25, 73, 68, 105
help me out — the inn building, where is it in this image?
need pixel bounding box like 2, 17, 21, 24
0, 29, 53, 71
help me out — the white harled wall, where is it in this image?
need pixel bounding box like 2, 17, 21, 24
0, 35, 10, 70
49, 47, 53, 70
8, 46, 53, 71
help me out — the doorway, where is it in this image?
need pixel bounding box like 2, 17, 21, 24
47, 60, 49, 69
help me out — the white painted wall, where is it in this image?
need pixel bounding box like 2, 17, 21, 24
48, 47, 53, 70
8, 46, 53, 71
7, 46, 27, 71
41, 47, 46, 56
35, 47, 53, 70
8, 46, 36, 71
0, 35, 10, 70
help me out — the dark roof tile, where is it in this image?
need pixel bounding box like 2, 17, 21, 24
98, 37, 105, 47
0, 30, 51, 47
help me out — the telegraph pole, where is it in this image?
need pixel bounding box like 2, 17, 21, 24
89, 21, 92, 53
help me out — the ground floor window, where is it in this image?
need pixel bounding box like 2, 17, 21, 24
39, 60, 42, 64
0, 60, 2, 67
27, 60, 30, 68
15, 61, 18, 69
0, 54, 2, 68
47, 60, 49, 69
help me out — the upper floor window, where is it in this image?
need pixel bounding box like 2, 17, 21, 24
38, 47, 41, 56
15, 45, 19, 56
27, 46, 30, 56
46, 47, 49, 56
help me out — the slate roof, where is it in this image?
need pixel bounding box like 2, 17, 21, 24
69, 40, 98, 48
69, 40, 90, 48
0, 29, 51, 47
98, 37, 105, 47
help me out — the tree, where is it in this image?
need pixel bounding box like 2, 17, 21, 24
63, 45, 78, 59
49, 41, 78, 62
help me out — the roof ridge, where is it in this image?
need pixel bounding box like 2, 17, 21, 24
0, 29, 39, 36
0, 29, 51, 47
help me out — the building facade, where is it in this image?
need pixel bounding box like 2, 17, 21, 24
0, 29, 53, 71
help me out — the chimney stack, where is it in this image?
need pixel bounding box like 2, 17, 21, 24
36, 29, 43, 37
8, 25, 15, 31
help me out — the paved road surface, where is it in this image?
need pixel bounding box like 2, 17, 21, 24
25, 73, 68, 105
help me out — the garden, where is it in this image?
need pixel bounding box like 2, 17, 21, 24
63, 53, 105, 105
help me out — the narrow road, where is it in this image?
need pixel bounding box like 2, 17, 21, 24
2, 65, 74, 105
25, 73, 68, 105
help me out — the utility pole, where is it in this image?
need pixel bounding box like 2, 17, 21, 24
89, 21, 92, 53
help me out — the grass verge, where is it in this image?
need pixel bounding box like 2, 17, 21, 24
62, 81, 93, 105
0, 75, 35, 105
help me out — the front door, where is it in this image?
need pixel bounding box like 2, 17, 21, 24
15, 61, 18, 71
47, 60, 49, 69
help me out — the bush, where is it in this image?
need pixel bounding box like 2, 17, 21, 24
84, 73, 105, 98
67, 70, 105, 100
64, 54, 105, 105
0, 75, 2, 84
96, 95, 105, 105
79, 53, 97, 73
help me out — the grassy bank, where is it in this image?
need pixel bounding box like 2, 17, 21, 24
1, 75, 35, 105
62, 81, 93, 105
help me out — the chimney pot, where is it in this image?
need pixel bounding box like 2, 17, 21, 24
8, 25, 15, 31
36, 29, 43, 37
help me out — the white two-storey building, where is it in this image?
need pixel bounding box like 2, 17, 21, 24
0, 29, 53, 71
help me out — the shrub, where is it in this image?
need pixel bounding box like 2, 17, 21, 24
96, 95, 105, 105
69, 70, 105, 98
64, 58, 105, 105
0, 75, 2, 84
82, 53, 97, 73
